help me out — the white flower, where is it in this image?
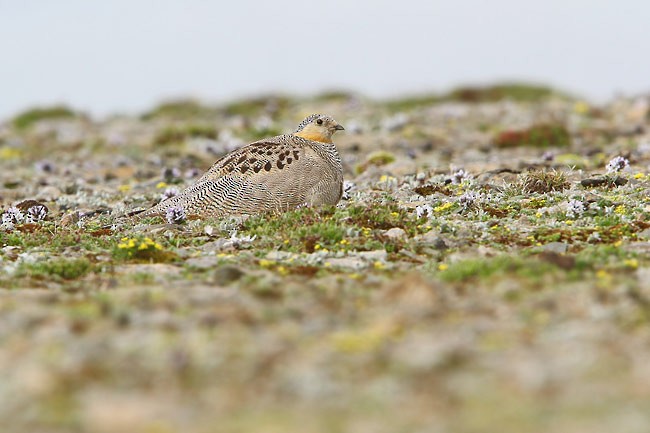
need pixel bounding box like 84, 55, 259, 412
185, 168, 201, 179
566, 199, 585, 218
542, 151, 555, 162
25, 205, 47, 223
34, 160, 56, 173
2, 207, 24, 227
222, 230, 256, 248
587, 232, 601, 243
161, 187, 180, 201
166, 206, 186, 224
341, 180, 356, 200
451, 169, 472, 185
1, 220, 14, 231
162, 167, 182, 181
458, 191, 482, 210
415, 204, 433, 219
606, 156, 629, 173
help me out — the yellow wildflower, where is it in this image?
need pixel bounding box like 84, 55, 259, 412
624, 259, 639, 269
0, 148, 21, 160
276, 266, 289, 276
434, 202, 453, 213
596, 269, 611, 280
574, 101, 590, 114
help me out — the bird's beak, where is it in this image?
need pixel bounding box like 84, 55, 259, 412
334, 124, 345, 131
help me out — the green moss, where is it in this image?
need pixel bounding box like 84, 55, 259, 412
438, 255, 556, 283
530, 218, 647, 245
0, 225, 117, 252
355, 151, 396, 174
12, 105, 77, 130
555, 153, 588, 168
20, 257, 93, 280
573, 245, 637, 269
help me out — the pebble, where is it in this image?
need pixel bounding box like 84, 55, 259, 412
384, 227, 407, 241
541, 242, 569, 254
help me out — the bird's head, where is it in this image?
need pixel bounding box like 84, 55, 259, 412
293, 114, 344, 143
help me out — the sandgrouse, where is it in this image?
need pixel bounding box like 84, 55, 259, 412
138, 114, 345, 219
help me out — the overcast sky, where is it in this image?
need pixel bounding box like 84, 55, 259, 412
0, 0, 647, 119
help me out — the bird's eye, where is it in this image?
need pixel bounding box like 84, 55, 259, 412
316, 119, 323, 125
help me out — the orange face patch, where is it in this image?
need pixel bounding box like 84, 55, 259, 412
294, 124, 332, 143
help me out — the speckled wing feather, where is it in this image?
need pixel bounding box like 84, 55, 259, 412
138, 134, 343, 219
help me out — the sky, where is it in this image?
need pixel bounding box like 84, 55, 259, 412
0, 0, 648, 119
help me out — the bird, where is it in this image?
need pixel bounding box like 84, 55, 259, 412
136, 114, 345, 220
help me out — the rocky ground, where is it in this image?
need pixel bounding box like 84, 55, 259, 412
1, 84, 650, 432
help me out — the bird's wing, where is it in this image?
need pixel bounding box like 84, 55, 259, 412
198, 135, 308, 182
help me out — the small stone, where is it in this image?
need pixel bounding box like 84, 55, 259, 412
199, 239, 231, 253
415, 231, 449, 250
384, 227, 407, 241
538, 252, 575, 270
581, 176, 627, 188
326, 257, 367, 270
541, 242, 569, 254
213, 265, 245, 286
265, 251, 293, 261
358, 250, 388, 262
115, 264, 181, 283
623, 242, 650, 254
186, 256, 220, 270
60, 211, 80, 227
637, 228, 650, 241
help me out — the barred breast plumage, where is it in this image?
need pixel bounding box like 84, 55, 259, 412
137, 114, 344, 219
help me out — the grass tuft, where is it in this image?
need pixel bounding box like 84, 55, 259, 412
519, 170, 570, 194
